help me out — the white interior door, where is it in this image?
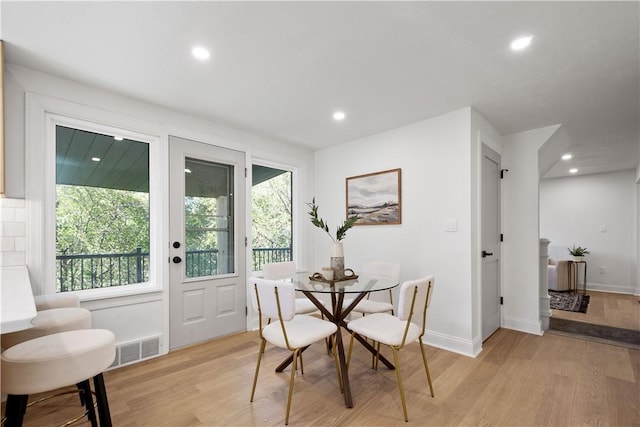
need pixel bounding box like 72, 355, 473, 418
169, 136, 246, 350
481, 144, 502, 341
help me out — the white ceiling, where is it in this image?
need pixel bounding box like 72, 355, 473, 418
2, 1, 638, 179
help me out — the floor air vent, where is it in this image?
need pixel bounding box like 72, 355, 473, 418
110, 335, 161, 368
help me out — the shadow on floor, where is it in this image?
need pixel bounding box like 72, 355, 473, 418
549, 317, 640, 350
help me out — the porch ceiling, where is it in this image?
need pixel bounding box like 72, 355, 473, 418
56, 126, 285, 195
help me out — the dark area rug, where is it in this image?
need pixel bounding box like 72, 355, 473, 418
549, 290, 590, 313
549, 317, 640, 349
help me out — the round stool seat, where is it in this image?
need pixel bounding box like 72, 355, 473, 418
1, 307, 91, 349
34, 293, 80, 310
1, 329, 116, 395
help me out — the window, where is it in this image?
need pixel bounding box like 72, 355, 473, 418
251, 165, 292, 271
184, 157, 234, 278
55, 124, 150, 292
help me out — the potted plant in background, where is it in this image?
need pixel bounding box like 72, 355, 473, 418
307, 197, 358, 279
568, 245, 590, 262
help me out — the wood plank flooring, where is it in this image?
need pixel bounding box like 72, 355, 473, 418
4, 322, 639, 426
551, 290, 640, 331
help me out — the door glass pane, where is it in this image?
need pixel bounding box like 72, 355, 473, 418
184, 157, 234, 278
55, 125, 150, 292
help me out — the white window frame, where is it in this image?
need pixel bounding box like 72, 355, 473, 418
25, 94, 166, 300
250, 159, 298, 273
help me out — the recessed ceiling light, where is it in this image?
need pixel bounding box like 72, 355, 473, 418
91, 157, 101, 162
113, 136, 123, 141
510, 35, 533, 51
569, 168, 578, 174
561, 153, 572, 161
333, 111, 346, 121
191, 46, 210, 61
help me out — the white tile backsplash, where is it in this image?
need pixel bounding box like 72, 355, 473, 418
0, 236, 15, 251
0, 198, 27, 267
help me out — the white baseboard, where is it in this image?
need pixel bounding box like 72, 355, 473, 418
586, 282, 639, 296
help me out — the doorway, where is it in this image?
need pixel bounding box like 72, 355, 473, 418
168, 136, 247, 349
481, 144, 502, 341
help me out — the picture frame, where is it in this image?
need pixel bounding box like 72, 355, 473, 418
346, 168, 401, 225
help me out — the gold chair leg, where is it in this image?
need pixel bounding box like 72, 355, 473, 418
374, 341, 381, 371
389, 289, 395, 316
322, 313, 332, 354
419, 340, 435, 397
250, 339, 266, 402
285, 349, 299, 425
331, 335, 344, 393
298, 351, 304, 375
346, 333, 355, 371
391, 347, 409, 422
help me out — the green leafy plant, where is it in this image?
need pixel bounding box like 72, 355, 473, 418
306, 197, 359, 242
568, 245, 590, 256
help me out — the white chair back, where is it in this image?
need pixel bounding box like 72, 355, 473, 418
263, 261, 296, 280
396, 276, 435, 330
253, 278, 296, 321
362, 261, 401, 281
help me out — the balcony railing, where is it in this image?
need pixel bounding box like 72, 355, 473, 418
56, 246, 292, 292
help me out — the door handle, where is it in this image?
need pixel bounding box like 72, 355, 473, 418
482, 250, 494, 258
172, 256, 182, 264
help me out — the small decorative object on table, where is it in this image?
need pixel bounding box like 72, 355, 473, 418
321, 267, 334, 281
307, 197, 358, 280
568, 244, 589, 262
310, 269, 358, 283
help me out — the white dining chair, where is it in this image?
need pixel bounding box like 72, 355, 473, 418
343, 261, 401, 316
262, 261, 318, 315
249, 278, 341, 425
347, 275, 435, 422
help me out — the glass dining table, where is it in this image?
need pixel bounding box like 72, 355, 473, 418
274, 271, 399, 408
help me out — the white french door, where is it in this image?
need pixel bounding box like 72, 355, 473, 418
169, 136, 246, 349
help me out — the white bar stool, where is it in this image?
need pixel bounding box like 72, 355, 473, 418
1, 307, 91, 349
1, 329, 116, 427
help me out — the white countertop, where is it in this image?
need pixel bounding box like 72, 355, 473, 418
1, 266, 37, 334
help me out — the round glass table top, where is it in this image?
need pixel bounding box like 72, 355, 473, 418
292, 271, 398, 294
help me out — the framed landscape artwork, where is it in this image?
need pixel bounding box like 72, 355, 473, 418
346, 168, 401, 225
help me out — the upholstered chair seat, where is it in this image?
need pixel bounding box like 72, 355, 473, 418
1, 329, 116, 426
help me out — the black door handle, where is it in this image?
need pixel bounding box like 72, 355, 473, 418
482, 250, 494, 258
172, 256, 182, 264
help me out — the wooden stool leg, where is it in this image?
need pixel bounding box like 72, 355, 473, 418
93, 373, 112, 427
4, 394, 28, 427
78, 379, 98, 427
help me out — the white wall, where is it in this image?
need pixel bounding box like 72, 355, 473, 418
502, 125, 560, 335
637, 146, 640, 290
313, 108, 482, 356
4, 64, 315, 356
540, 169, 638, 295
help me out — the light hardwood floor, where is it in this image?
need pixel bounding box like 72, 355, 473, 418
551, 290, 640, 331
5, 322, 639, 426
